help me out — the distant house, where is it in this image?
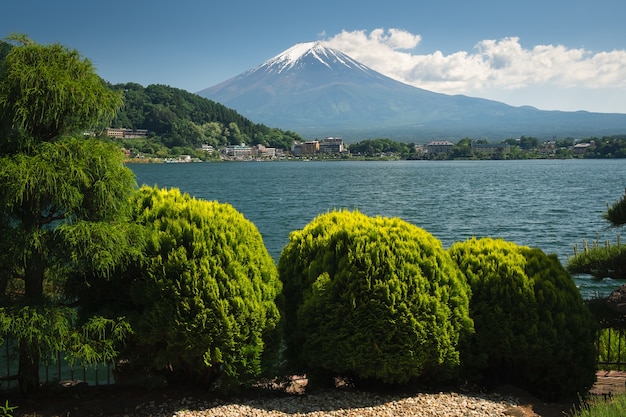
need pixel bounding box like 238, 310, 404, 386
105, 128, 125, 139
253, 144, 277, 158
291, 142, 303, 156
105, 127, 148, 139
318, 137, 345, 154
291, 140, 320, 155
225, 144, 252, 159
292, 137, 345, 155
573, 141, 595, 155
302, 141, 320, 154
426, 140, 454, 154
199, 144, 214, 153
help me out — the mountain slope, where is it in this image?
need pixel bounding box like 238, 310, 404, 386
198, 42, 626, 141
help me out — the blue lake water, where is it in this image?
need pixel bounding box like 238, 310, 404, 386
129, 159, 626, 299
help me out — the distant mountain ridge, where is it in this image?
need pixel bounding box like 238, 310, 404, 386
198, 42, 626, 141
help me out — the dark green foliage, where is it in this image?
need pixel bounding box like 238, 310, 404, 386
449, 238, 597, 401
519, 136, 539, 150
605, 192, 626, 227
122, 186, 281, 390
109, 82, 302, 149
278, 210, 473, 386
348, 138, 411, 156
586, 135, 626, 158
0, 40, 11, 63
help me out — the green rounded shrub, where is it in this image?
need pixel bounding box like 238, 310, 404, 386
125, 186, 281, 389
278, 210, 473, 385
448, 237, 596, 401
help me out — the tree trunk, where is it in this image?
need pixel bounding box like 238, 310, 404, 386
24, 254, 45, 301
18, 250, 46, 393
18, 337, 40, 393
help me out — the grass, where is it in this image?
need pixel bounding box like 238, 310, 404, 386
597, 328, 626, 370
572, 394, 626, 416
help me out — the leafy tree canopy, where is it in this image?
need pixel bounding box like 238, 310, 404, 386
348, 138, 410, 156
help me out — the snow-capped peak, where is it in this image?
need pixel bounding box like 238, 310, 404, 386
259, 41, 370, 74
271, 42, 319, 66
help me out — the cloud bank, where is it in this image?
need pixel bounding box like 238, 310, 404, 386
324, 28, 626, 113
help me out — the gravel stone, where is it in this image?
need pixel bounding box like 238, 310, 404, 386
134, 390, 521, 417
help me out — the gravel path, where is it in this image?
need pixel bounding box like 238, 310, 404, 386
134, 390, 526, 417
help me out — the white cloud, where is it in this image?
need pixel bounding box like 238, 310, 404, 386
324, 28, 626, 113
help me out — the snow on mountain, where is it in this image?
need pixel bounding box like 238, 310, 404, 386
258, 41, 371, 74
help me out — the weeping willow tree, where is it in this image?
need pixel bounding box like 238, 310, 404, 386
0, 35, 138, 393
568, 191, 626, 281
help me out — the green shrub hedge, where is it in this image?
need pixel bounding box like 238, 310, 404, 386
278, 210, 473, 385
125, 186, 281, 390
449, 237, 597, 401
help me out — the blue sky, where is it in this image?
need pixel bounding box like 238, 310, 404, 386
2, 0, 626, 113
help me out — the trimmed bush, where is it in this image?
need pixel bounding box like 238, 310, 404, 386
278, 210, 473, 385
125, 186, 281, 390
449, 237, 597, 401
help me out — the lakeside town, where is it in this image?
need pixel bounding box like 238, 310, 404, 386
105, 127, 611, 163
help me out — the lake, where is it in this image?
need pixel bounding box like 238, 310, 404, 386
129, 159, 626, 299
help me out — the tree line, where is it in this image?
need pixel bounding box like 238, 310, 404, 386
315, 136, 626, 160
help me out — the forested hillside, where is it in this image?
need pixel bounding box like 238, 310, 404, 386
109, 82, 302, 151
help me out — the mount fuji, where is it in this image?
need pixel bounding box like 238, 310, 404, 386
197, 42, 626, 141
